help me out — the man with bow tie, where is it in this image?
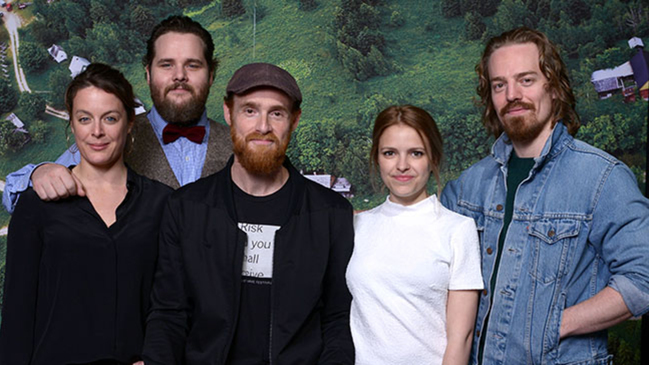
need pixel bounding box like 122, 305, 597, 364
2, 15, 232, 212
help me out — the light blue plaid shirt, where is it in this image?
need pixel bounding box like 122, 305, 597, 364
147, 106, 210, 186
2, 106, 211, 213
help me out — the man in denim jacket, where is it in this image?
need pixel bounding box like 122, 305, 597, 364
441, 27, 649, 364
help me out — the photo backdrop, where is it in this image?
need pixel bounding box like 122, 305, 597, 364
0, 0, 646, 361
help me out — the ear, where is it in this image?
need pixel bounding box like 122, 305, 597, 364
290, 110, 301, 132
208, 70, 215, 86
544, 80, 557, 100
223, 102, 232, 126
127, 120, 134, 135
145, 65, 151, 84
69, 119, 78, 141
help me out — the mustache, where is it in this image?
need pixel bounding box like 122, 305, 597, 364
500, 101, 535, 117
164, 82, 195, 95
245, 132, 279, 144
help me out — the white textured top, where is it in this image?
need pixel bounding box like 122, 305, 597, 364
346, 195, 484, 364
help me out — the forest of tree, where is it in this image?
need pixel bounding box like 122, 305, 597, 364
0, 0, 646, 203
0, 0, 646, 360
25, 0, 216, 108
0, 0, 647, 200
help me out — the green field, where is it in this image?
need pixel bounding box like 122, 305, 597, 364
0, 0, 646, 360
2, 0, 645, 206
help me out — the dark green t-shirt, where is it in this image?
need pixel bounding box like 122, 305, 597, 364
478, 152, 535, 364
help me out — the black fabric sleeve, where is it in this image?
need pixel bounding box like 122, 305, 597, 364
318, 203, 355, 364
0, 190, 43, 365
142, 198, 190, 365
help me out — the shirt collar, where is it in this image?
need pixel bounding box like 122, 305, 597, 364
491, 121, 571, 166
148, 105, 209, 139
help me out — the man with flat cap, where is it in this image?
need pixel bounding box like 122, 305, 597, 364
142, 63, 355, 365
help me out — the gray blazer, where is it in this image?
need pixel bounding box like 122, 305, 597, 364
125, 114, 233, 189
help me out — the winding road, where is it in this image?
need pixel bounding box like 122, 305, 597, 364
2, 2, 29, 236
2, 3, 31, 93
45, 105, 69, 120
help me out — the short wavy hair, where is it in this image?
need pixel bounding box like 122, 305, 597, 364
476, 27, 580, 138
143, 15, 218, 76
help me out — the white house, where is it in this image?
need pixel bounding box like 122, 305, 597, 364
303, 173, 354, 198
69, 56, 90, 78
134, 97, 147, 116
629, 37, 644, 49
5, 113, 29, 141
304, 174, 332, 188
331, 177, 353, 198
590, 61, 635, 100
5, 113, 24, 129
47, 44, 68, 63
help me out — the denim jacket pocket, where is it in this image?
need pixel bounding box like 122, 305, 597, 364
528, 219, 580, 284
540, 291, 610, 365
541, 291, 566, 362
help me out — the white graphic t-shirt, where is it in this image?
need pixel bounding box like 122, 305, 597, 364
239, 223, 280, 280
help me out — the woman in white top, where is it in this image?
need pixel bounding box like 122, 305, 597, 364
346, 105, 483, 365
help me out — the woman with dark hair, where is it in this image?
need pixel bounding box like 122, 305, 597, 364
0, 63, 171, 365
346, 105, 483, 364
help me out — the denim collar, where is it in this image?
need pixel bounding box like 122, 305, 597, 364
491, 121, 572, 168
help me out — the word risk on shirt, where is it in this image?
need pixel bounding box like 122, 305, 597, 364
238, 223, 279, 279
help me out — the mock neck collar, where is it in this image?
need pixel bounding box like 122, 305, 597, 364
379, 194, 440, 217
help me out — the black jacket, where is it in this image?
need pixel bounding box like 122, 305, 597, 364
143, 156, 355, 365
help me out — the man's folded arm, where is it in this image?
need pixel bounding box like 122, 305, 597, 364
2, 147, 80, 213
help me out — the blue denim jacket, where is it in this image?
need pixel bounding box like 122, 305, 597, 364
441, 123, 649, 365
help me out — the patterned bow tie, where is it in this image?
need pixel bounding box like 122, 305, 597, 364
162, 124, 206, 144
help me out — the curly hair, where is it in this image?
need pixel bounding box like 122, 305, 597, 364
476, 27, 580, 138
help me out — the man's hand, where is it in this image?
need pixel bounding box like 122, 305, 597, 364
559, 286, 632, 339
31, 163, 85, 201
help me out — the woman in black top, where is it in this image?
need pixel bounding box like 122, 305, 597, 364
0, 64, 172, 365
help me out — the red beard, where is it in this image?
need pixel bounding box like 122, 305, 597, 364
231, 128, 290, 175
